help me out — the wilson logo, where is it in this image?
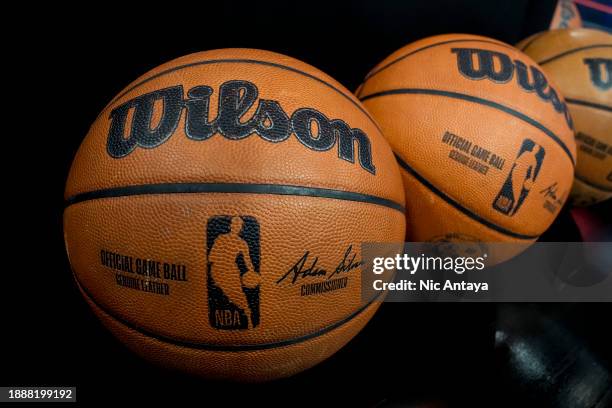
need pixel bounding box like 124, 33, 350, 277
451, 48, 573, 129
584, 58, 612, 91
493, 139, 546, 216
106, 80, 376, 174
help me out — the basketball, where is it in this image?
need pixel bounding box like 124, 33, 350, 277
518, 28, 612, 206
357, 34, 576, 260
63, 48, 406, 381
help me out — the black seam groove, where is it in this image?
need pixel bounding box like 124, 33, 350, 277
574, 174, 612, 192
393, 154, 539, 240
101, 58, 383, 135
73, 270, 382, 352
363, 38, 514, 82
537, 45, 612, 65
566, 98, 612, 113
65, 182, 406, 214
519, 32, 546, 52
360, 88, 576, 167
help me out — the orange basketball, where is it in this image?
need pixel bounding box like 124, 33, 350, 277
358, 34, 576, 260
518, 28, 612, 206
64, 49, 405, 381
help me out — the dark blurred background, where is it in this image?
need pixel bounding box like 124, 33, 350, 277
3, 1, 611, 406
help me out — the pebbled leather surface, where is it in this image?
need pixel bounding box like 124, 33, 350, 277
79, 279, 382, 382
65, 48, 405, 206
518, 29, 612, 206
64, 48, 406, 380
360, 34, 577, 245
65, 194, 404, 344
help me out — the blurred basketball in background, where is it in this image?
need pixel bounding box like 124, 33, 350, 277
358, 34, 576, 262
518, 28, 612, 206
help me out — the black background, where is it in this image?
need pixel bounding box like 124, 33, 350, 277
4, 1, 612, 406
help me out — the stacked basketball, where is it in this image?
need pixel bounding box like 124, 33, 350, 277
65, 29, 607, 381
358, 34, 576, 261
64, 49, 405, 381
518, 28, 612, 206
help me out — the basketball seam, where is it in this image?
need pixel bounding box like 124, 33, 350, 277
359, 88, 576, 166
360, 38, 515, 88
100, 58, 383, 135
519, 32, 546, 52
64, 182, 406, 214
574, 173, 612, 192
566, 98, 612, 113
537, 45, 612, 66
393, 153, 539, 240
72, 270, 381, 352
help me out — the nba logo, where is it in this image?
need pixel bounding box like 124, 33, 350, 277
206, 216, 261, 330
493, 139, 546, 216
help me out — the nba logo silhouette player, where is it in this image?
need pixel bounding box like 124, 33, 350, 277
493, 139, 546, 216
206, 216, 261, 330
